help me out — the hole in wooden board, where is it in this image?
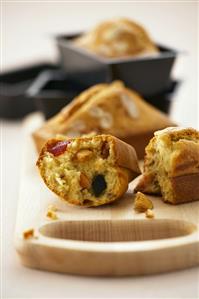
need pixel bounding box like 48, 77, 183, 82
39, 219, 197, 242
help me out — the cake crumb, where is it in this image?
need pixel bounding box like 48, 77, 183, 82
23, 228, 35, 240
134, 192, 153, 213
46, 209, 58, 220
145, 209, 154, 219
47, 204, 58, 212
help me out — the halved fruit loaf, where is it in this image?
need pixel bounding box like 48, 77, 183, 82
74, 18, 159, 58
135, 127, 199, 204
37, 134, 141, 207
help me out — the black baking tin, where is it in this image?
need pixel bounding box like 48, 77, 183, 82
0, 63, 58, 119
146, 80, 179, 114
56, 33, 178, 97
27, 70, 88, 119
27, 69, 179, 119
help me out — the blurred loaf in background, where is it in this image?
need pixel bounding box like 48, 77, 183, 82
33, 81, 175, 158
75, 18, 159, 58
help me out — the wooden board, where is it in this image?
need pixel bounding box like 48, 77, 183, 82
15, 113, 199, 276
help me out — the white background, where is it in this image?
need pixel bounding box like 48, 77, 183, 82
1, 1, 199, 299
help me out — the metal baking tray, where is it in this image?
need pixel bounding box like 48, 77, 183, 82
26, 70, 88, 119
0, 63, 58, 119
56, 33, 178, 97
27, 69, 179, 119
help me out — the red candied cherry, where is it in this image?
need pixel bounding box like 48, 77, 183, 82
47, 140, 71, 156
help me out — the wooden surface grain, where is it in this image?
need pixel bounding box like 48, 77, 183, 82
15, 114, 199, 276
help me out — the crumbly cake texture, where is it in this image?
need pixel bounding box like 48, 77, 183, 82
46, 209, 58, 220
23, 228, 35, 240
75, 18, 158, 58
33, 81, 175, 158
135, 127, 199, 204
37, 134, 141, 207
134, 192, 153, 212
145, 209, 154, 219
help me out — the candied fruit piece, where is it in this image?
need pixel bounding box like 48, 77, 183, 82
92, 175, 107, 197
47, 140, 71, 156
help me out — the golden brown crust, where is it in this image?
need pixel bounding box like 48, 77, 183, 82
75, 18, 158, 58
169, 173, 199, 204
154, 126, 199, 140
171, 140, 199, 177
110, 135, 141, 176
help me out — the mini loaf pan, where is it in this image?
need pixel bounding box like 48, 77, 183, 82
27, 69, 179, 119
56, 33, 178, 97
26, 70, 88, 119
0, 63, 58, 119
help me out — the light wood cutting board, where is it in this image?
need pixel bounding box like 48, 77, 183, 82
15, 113, 199, 276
